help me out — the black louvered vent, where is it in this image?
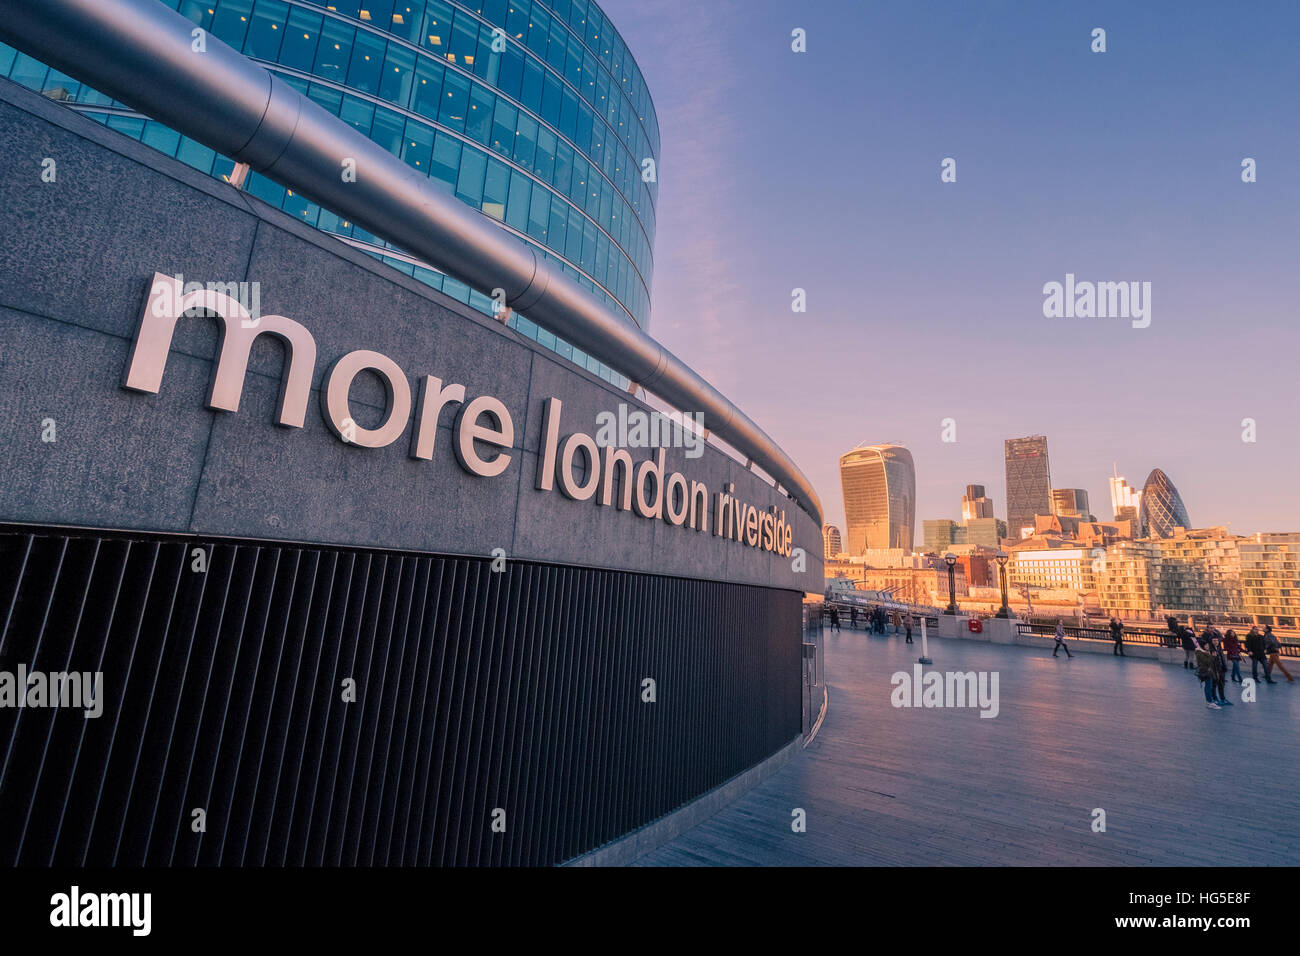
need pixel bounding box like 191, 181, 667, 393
0, 526, 801, 866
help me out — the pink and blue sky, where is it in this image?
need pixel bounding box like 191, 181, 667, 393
603, 0, 1300, 539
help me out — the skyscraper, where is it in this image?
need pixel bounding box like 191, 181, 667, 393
1139, 468, 1191, 538
961, 484, 995, 520
823, 524, 843, 558
1004, 435, 1051, 541
1109, 468, 1143, 522
840, 444, 916, 554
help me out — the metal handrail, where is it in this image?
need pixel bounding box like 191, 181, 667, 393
1016, 622, 1300, 657
0, 0, 823, 526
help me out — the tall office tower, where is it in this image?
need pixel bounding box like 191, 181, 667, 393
1004, 435, 1051, 540
840, 444, 917, 554
1051, 488, 1091, 520
961, 484, 995, 521
822, 524, 843, 558
1139, 468, 1191, 538
1109, 467, 1143, 521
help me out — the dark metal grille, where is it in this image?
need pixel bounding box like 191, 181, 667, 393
0, 526, 801, 866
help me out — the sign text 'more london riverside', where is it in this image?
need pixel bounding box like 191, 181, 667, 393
126, 274, 796, 556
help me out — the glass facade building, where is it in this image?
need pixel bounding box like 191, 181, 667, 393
0, 0, 658, 387
1004, 435, 1051, 541
1138, 468, 1191, 539
839, 444, 916, 554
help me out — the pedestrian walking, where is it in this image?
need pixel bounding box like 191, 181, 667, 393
850, 605, 857, 629
1109, 616, 1125, 656
1195, 637, 1220, 710
1173, 618, 1197, 671
1052, 618, 1073, 658
829, 605, 840, 632
905, 614, 913, 644
1209, 634, 1232, 705
1263, 625, 1294, 683
1222, 629, 1243, 683
1245, 626, 1274, 683
891, 609, 901, 634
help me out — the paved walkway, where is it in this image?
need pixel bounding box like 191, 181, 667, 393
636, 630, 1300, 865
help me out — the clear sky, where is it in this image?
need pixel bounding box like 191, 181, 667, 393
601, 0, 1300, 540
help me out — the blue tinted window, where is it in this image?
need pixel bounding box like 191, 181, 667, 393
411, 57, 444, 118
527, 187, 550, 241
142, 122, 182, 157
371, 106, 405, 156
456, 146, 488, 205
379, 43, 415, 105
482, 0, 508, 27
498, 44, 524, 100
559, 87, 578, 139
340, 94, 375, 136
547, 200, 567, 252
534, 127, 556, 183
489, 99, 516, 156
540, 72, 562, 126
211, 0, 253, 49
245, 0, 288, 60
314, 19, 353, 82
514, 113, 537, 170
528, 7, 551, 57
466, 83, 495, 144
401, 119, 434, 170
473, 25, 498, 81
176, 136, 217, 174
438, 69, 469, 131
431, 132, 461, 193
423, 0, 453, 51
506, 1, 529, 40
482, 158, 510, 220
347, 30, 385, 93
280, 8, 322, 71
307, 81, 343, 115
553, 139, 572, 194
389, 1, 422, 42
519, 57, 544, 114
450, 10, 478, 70
506, 170, 530, 231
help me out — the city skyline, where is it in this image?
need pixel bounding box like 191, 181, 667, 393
602, 0, 1300, 541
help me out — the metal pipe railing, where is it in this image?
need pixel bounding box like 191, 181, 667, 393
0, 0, 823, 525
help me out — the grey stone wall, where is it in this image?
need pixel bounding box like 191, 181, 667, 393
0, 78, 823, 592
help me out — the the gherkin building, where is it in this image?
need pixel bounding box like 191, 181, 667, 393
1139, 468, 1191, 538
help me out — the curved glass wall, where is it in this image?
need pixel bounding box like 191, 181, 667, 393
1139, 468, 1191, 539
839, 444, 916, 554
0, 0, 659, 387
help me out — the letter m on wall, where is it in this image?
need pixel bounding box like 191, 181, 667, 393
123, 272, 317, 427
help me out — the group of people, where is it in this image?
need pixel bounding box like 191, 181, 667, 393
1166, 616, 1295, 710
825, 604, 917, 644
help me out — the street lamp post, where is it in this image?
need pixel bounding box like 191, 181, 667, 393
944, 552, 958, 614
996, 551, 1011, 618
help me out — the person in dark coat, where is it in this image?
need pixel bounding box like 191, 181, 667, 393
1209, 634, 1232, 705
1245, 626, 1273, 683
1263, 626, 1294, 683
1222, 629, 1243, 683
829, 605, 840, 632
1175, 619, 1197, 671
1109, 616, 1125, 656
905, 614, 913, 644
1195, 637, 1220, 710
